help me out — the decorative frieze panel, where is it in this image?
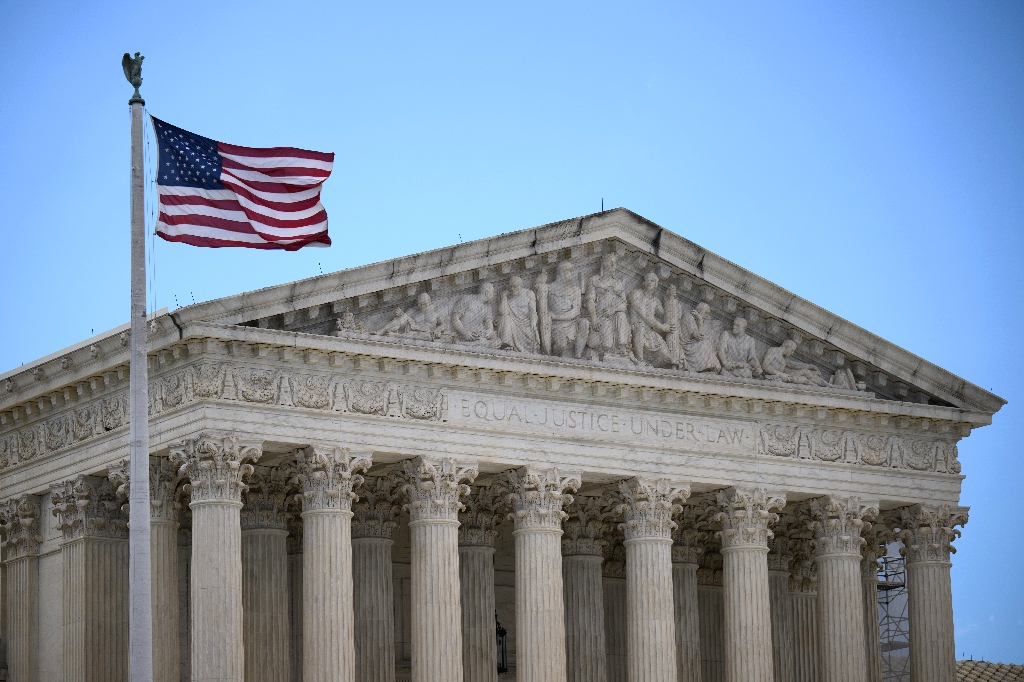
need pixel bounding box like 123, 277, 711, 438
50, 475, 128, 540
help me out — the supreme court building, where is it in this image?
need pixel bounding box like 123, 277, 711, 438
0, 209, 1003, 682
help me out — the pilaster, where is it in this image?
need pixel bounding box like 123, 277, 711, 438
292, 445, 371, 682
713, 487, 786, 682
896, 504, 968, 682
561, 496, 610, 682
503, 465, 580, 682
51, 474, 130, 682
458, 483, 504, 682
352, 474, 403, 682
609, 477, 690, 682
170, 433, 263, 682
0, 494, 42, 682
807, 496, 878, 682
400, 455, 477, 682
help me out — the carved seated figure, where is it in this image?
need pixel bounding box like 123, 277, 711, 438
450, 282, 501, 348
374, 293, 453, 343
676, 302, 721, 374
762, 339, 829, 387
717, 317, 762, 379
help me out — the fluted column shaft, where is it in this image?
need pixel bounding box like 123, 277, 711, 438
4, 555, 39, 682
897, 504, 967, 682
863, 566, 883, 682
768, 569, 796, 682
672, 561, 701, 682
242, 528, 290, 682
403, 456, 477, 682
697, 571, 725, 682
791, 590, 818, 682
563, 554, 607, 682
287, 540, 303, 682
460, 545, 498, 682
715, 488, 785, 682
603, 570, 627, 682
353, 536, 397, 682
151, 518, 181, 682
304, 509, 355, 681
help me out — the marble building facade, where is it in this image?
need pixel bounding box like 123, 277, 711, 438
0, 209, 1003, 682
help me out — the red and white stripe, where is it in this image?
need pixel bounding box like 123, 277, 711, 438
156, 142, 334, 250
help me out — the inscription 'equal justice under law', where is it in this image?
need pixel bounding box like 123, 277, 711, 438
455, 396, 753, 448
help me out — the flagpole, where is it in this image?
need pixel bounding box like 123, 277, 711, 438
124, 52, 154, 682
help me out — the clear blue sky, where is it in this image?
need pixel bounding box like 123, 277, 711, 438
2, 0, 1021, 663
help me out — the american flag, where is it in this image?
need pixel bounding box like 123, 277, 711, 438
152, 117, 334, 250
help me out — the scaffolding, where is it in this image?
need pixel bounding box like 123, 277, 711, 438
878, 542, 910, 682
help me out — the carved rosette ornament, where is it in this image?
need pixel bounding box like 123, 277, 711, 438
562, 496, 611, 557
0, 495, 42, 559
290, 446, 371, 514
896, 504, 969, 565
806, 496, 879, 558
502, 466, 581, 532
608, 477, 691, 541
458, 482, 505, 547
713, 487, 786, 550
169, 434, 263, 504
671, 504, 709, 565
50, 475, 128, 540
400, 455, 478, 523
241, 466, 294, 531
107, 456, 184, 522
351, 474, 403, 539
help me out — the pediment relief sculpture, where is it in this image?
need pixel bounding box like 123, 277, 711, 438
270, 245, 873, 398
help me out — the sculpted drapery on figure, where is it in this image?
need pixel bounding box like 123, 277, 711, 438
375, 293, 453, 343
450, 282, 502, 348
585, 253, 632, 359
763, 339, 829, 387
628, 272, 673, 366
537, 261, 591, 358
499, 276, 541, 354
718, 317, 763, 379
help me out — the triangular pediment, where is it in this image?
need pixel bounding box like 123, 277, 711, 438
163, 209, 1002, 414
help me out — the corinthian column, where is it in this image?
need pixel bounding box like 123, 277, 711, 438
0, 494, 42, 682
861, 523, 888, 682
561, 497, 610, 682
767, 514, 797, 682
609, 477, 690, 682
240, 467, 292, 682
401, 456, 478, 682
504, 466, 581, 682
170, 434, 263, 682
108, 457, 184, 682
671, 505, 706, 682
713, 487, 786, 682
697, 551, 725, 682
788, 540, 819, 682
602, 535, 628, 682
458, 483, 504, 682
896, 504, 968, 682
292, 445, 371, 682
51, 475, 130, 682
351, 474, 403, 682
807, 496, 878, 682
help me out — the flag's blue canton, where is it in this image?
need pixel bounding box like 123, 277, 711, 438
152, 118, 225, 189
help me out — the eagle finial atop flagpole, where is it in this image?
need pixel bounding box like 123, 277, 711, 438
122, 52, 145, 105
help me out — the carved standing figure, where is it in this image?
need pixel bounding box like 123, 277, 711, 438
628, 272, 672, 366
662, 284, 687, 369
677, 302, 722, 373
762, 339, 829, 387
717, 316, 762, 378
499, 276, 540, 353
540, 262, 591, 358
451, 282, 501, 348
585, 253, 632, 358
